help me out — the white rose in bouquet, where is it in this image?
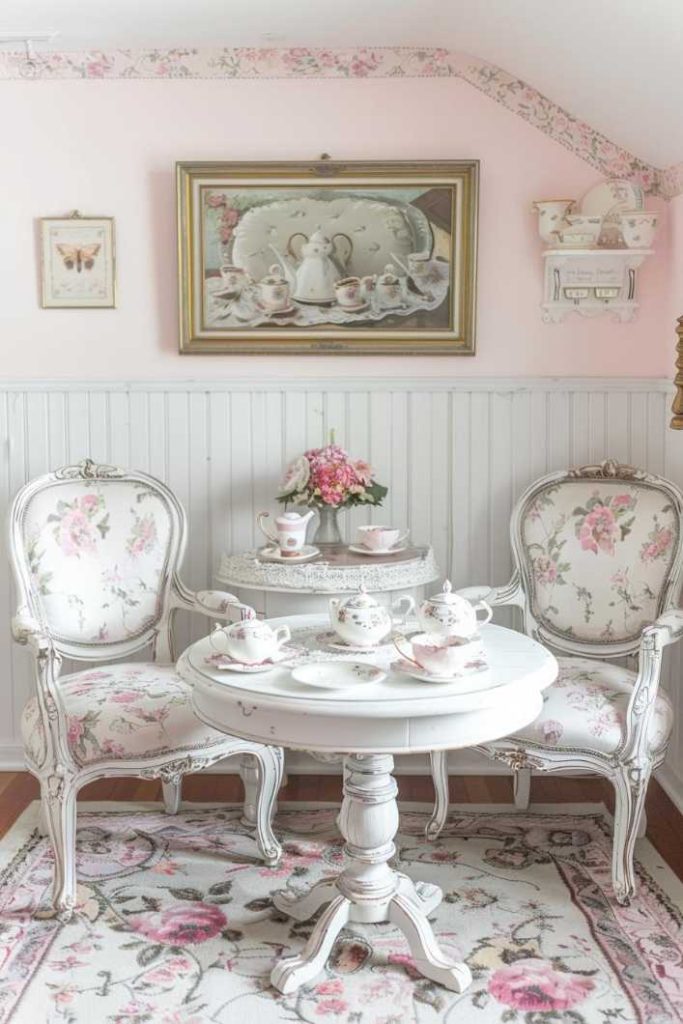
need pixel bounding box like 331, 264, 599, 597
277, 455, 311, 499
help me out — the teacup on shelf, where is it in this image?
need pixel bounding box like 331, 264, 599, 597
618, 211, 658, 249
554, 214, 603, 248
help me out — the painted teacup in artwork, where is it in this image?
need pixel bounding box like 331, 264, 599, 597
219, 265, 248, 295
356, 524, 408, 551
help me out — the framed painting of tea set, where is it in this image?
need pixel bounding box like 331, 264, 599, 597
176, 159, 479, 355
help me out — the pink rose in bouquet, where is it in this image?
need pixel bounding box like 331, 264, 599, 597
277, 438, 387, 509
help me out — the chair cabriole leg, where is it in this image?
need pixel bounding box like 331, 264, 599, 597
611, 763, 650, 905
39, 771, 78, 920
513, 767, 532, 810
162, 779, 182, 815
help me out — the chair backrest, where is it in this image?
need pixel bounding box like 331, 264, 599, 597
512, 460, 683, 658
9, 460, 186, 661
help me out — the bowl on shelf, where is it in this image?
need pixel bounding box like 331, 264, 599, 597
557, 214, 603, 248
533, 199, 576, 244
618, 211, 658, 249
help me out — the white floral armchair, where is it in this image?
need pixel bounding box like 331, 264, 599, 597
10, 459, 283, 918
428, 460, 683, 904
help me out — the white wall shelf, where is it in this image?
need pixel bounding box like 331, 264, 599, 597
541, 248, 653, 323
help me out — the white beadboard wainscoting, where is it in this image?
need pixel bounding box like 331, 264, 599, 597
2, 377, 682, 808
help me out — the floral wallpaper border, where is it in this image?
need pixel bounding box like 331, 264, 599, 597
1, 45, 679, 198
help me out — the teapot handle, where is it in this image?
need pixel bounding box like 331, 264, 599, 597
392, 594, 415, 627
257, 512, 278, 544
474, 600, 493, 625
274, 625, 291, 647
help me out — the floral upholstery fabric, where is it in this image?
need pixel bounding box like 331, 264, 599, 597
20, 479, 174, 644
20, 663, 229, 768
520, 479, 679, 644
512, 656, 673, 755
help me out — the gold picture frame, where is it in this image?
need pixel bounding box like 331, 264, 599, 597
40, 212, 116, 308
177, 159, 478, 355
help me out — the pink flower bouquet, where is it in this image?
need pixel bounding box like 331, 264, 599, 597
278, 441, 387, 509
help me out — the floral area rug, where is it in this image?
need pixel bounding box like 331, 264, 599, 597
0, 802, 681, 1023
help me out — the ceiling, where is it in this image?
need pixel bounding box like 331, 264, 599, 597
3, 0, 682, 166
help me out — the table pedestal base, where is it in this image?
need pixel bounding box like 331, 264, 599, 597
271, 753, 472, 995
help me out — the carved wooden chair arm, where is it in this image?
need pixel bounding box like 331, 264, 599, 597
171, 576, 256, 622
11, 606, 54, 654
642, 608, 683, 649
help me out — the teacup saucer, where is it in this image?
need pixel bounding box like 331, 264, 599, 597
348, 544, 407, 557
204, 646, 299, 673
391, 657, 489, 684
255, 300, 298, 317
337, 300, 369, 313
258, 545, 320, 563
292, 660, 387, 690
315, 629, 397, 653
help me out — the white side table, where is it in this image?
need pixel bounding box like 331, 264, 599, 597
216, 544, 440, 617
179, 614, 557, 995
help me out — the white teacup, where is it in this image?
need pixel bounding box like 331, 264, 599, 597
394, 632, 475, 677
356, 525, 408, 551
257, 266, 292, 312
220, 265, 248, 295
210, 619, 290, 665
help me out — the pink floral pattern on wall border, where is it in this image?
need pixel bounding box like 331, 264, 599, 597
0, 45, 676, 196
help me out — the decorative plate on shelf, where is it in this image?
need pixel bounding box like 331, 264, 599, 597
580, 179, 644, 221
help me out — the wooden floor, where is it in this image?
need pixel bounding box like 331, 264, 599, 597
0, 771, 681, 881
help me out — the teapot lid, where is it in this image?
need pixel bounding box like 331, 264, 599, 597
428, 580, 462, 606
342, 585, 380, 610
278, 511, 305, 521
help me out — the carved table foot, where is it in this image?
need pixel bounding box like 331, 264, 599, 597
270, 752, 471, 995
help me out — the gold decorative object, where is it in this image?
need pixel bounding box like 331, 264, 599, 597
671, 316, 683, 430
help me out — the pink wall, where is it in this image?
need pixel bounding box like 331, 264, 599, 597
0, 76, 673, 379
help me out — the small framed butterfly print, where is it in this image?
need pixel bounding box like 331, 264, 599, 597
40, 213, 116, 308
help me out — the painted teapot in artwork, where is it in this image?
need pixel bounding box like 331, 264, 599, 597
270, 227, 352, 304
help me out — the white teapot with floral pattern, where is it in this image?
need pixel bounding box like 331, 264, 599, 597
329, 586, 413, 647
412, 580, 492, 639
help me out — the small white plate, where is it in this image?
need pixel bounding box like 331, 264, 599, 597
391, 657, 489, 684
292, 660, 387, 690
580, 179, 644, 221
258, 545, 320, 564
315, 630, 397, 653
348, 544, 407, 557
204, 646, 299, 673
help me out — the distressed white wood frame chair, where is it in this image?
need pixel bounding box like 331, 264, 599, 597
10, 459, 283, 918
428, 460, 683, 905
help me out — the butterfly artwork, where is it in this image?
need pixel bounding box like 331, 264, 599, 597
41, 215, 115, 307
56, 243, 101, 273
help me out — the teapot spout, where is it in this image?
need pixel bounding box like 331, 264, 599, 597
300, 509, 315, 526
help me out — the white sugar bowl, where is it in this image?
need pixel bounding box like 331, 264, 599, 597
416, 580, 492, 639
329, 586, 412, 647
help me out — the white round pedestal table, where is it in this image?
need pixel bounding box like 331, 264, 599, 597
178, 615, 557, 995
216, 544, 439, 617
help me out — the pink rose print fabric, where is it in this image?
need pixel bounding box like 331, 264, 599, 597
514, 656, 673, 754
0, 805, 680, 1023
20, 663, 230, 766
522, 479, 679, 643
20, 479, 172, 644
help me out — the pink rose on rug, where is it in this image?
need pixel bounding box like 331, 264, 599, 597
578, 505, 617, 555
314, 998, 349, 1015
489, 958, 594, 1011
130, 902, 227, 945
